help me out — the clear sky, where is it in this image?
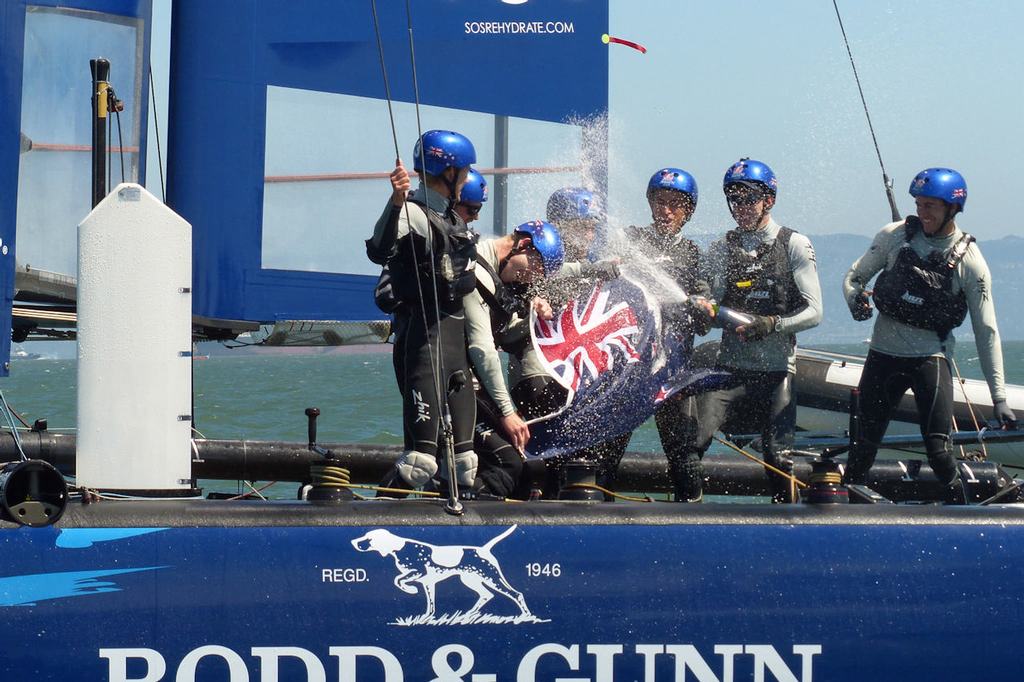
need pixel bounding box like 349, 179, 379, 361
604, 0, 1024, 242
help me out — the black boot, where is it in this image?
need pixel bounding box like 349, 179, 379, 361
671, 459, 704, 503
945, 476, 969, 505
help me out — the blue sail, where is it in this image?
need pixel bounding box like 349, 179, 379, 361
165, 0, 609, 330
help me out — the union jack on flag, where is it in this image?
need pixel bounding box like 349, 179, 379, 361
525, 275, 732, 459
952, 188, 966, 200
534, 283, 640, 393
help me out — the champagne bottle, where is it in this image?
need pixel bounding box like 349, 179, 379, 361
712, 303, 753, 330
688, 297, 752, 330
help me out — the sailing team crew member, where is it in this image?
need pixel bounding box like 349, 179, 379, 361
842, 168, 1017, 502
612, 168, 715, 500
465, 220, 565, 497
508, 188, 619, 423
366, 130, 479, 494
507, 188, 620, 496
550, 170, 714, 499
679, 159, 823, 503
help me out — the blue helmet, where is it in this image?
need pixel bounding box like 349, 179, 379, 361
514, 220, 564, 276
909, 168, 967, 212
460, 168, 488, 204
723, 158, 777, 198
413, 130, 476, 176
546, 187, 603, 223
646, 168, 699, 207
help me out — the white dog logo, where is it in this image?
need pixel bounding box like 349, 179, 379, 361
351, 524, 545, 625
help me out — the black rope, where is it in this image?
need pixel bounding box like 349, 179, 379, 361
832, 0, 900, 222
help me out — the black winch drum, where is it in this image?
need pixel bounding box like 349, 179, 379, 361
0, 460, 68, 527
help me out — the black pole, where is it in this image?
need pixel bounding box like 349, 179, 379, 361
90, 58, 110, 208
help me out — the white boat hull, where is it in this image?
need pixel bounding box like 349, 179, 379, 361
794, 348, 1024, 468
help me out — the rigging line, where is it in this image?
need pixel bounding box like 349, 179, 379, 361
832, 0, 900, 222
950, 357, 987, 458
113, 98, 126, 183
369, 0, 444, 419
370, 0, 461, 511
712, 436, 808, 489
370, 0, 401, 159
149, 65, 166, 201
405, 0, 462, 515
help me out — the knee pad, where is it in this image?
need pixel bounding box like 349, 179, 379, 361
440, 450, 479, 487
395, 450, 439, 488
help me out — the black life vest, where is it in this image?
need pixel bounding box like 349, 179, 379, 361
375, 248, 522, 329
473, 255, 527, 337
872, 216, 974, 339
388, 200, 478, 310
719, 226, 806, 318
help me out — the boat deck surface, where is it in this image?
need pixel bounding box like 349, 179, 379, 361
17, 497, 1024, 528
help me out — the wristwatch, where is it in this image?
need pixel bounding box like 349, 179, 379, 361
773, 316, 784, 333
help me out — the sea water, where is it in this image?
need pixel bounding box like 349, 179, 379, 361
4, 340, 1023, 499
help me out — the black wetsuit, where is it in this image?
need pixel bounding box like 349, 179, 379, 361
367, 193, 477, 491
844, 351, 957, 486
472, 387, 529, 498
677, 225, 813, 503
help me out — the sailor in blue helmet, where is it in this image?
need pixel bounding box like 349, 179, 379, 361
507, 187, 616, 407
545, 187, 603, 262
632, 168, 716, 498
455, 168, 488, 225
564, 168, 715, 499
463, 220, 564, 497
680, 159, 823, 503
366, 130, 480, 495
502, 188, 619, 496
842, 168, 1016, 502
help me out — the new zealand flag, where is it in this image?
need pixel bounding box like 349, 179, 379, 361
525, 275, 730, 459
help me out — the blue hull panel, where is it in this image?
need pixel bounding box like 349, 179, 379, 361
2, 504, 1023, 681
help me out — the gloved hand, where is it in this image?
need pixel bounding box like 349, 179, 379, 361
737, 314, 775, 342
686, 296, 715, 336
849, 289, 873, 321
993, 400, 1018, 430
579, 259, 620, 281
